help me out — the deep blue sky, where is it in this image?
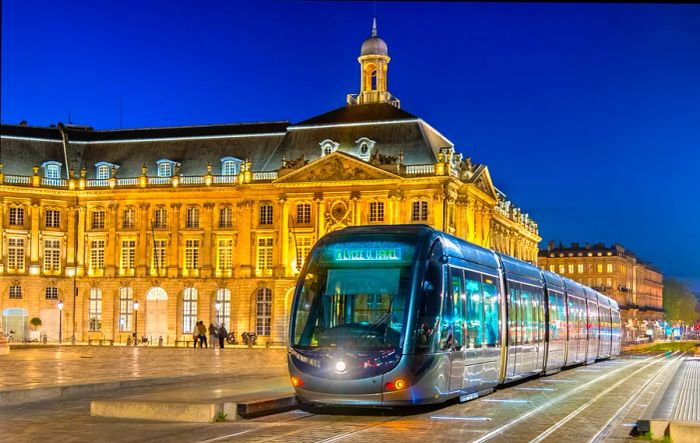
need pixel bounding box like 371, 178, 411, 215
2, 1, 699, 290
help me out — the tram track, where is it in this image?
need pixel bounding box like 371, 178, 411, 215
527, 351, 683, 443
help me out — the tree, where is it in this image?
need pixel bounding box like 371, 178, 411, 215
663, 279, 698, 325
29, 317, 42, 330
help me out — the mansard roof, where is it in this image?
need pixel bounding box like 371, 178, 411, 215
0, 103, 453, 177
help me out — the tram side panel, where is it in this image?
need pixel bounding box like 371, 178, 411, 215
583, 287, 600, 365
545, 287, 568, 372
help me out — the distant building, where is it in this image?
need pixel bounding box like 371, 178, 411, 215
538, 241, 664, 341
0, 21, 540, 344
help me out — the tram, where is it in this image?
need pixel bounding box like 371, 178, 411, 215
287, 225, 621, 406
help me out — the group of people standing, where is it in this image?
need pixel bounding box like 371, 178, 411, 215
193, 321, 228, 348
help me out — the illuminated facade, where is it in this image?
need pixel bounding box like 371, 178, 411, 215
0, 23, 540, 344
538, 242, 664, 341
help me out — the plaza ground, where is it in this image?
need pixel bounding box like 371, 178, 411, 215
0, 343, 698, 442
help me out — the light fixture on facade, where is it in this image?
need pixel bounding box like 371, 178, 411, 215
29, 265, 40, 275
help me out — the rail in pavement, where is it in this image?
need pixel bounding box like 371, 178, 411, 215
638, 356, 700, 441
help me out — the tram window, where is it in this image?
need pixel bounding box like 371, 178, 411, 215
520, 286, 532, 344
415, 261, 442, 353
464, 271, 483, 348
548, 292, 561, 341
508, 281, 521, 346
532, 287, 545, 343
450, 269, 465, 350
439, 267, 453, 351
482, 276, 500, 347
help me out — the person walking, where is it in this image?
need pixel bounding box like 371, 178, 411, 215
197, 321, 208, 348
192, 325, 199, 348
208, 323, 218, 349
218, 323, 227, 349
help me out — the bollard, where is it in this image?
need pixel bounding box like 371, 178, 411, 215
71, 336, 76, 346
126, 336, 132, 346
158, 336, 164, 347
42, 334, 48, 345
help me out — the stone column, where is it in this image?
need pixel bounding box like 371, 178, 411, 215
433, 193, 445, 230
466, 197, 476, 242
314, 195, 325, 238
168, 203, 181, 277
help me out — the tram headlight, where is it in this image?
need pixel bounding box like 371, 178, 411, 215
385, 378, 408, 391
291, 376, 304, 387
335, 360, 347, 372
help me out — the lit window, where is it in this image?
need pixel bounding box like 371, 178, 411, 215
152, 239, 168, 271
121, 240, 136, 273
182, 288, 198, 333
256, 287, 272, 336
259, 204, 273, 226
123, 208, 136, 229
43, 239, 61, 273
577, 264, 584, 273
256, 237, 274, 274
549, 264, 555, 272
9, 285, 22, 299
89, 288, 102, 331
45, 209, 61, 228
296, 203, 311, 224
411, 201, 428, 222
597, 264, 603, 273
118, 288, 133, 332
186, 207, 200, 228
42, 161, 62, 179
369, 201, 384, 222
621, 265, 626, 274
219, 207, 233, 228
185, 239, 200, 271
96, 165, 110, 180
215, 288, 231, 330
568, 264, 575, 274
9, 207, 24, 226
45, 287, 59, 300
8, 238, 26, 272
92, 210, 105, 229
606, 278, 612, 287
156, 160, 176, 177
153, 208, 167, 228
606, 263, 613, 273
217, 238, 233, 273
559, 264, 566, 274
90, 240, 105, 272
294, 236, 313, 273
220, 157, 241, 176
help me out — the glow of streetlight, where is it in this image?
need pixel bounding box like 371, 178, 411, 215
133, 300, 140, 311
57, 300, 64, 311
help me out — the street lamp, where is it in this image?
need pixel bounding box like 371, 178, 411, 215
57, 300, 64, 343
133, 300, 140, 345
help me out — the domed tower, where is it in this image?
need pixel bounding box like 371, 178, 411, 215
348, 19, 399, 107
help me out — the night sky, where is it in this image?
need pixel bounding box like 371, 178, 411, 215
2, 1, 699, 290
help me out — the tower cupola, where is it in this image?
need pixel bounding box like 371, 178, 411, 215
347, 19, 399, 107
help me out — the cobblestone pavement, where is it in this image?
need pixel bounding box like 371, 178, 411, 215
0, 345, 287, 389
0, 348, 687, 442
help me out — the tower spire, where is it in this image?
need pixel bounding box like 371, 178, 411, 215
372, 17, 377, 37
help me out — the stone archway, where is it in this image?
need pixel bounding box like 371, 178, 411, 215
145, 287, 168, 341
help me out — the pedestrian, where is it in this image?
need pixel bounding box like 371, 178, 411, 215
192, 324, 199, 348
197, 321, 208, 348
209, 323, 218, 349
218, 323, 227, 349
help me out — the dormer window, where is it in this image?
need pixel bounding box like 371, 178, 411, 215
354, 137, 376, 161
41, 161, 62, 179
95, 162, 118, 180
319, 139, 340, 157
156, 159, 177, 177
220, 157, 242, 176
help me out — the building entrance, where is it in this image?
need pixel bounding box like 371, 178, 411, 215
145, 287, 168, 342
2, 308, 28, 342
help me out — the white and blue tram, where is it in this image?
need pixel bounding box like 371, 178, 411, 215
288, 225, 622, 406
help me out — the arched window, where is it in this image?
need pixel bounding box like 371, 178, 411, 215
118, 287, 133, 332
41, 161, 62, 179
220, 157, 241, 176
89, 288, 102, 331
95, 162, 117, 180
156, 159, 176, 177
256, 288, 272, 336
215, 289, 231, 330
371, 69, 378, 91
319, 139, 339, 157
182, 288, 198, 333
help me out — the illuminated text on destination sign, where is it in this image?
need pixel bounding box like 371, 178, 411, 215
334, 248, 402, 261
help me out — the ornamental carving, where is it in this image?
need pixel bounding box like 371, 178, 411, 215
324, 199, 353, 232
280, 156, 395, 183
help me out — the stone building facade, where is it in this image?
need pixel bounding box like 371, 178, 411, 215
538, 242, 664, 341
0, 23, 540, 344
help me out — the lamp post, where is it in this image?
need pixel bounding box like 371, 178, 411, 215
133, 300, 140, 345
57, 300, 64, 343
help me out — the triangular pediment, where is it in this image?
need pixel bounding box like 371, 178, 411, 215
470, 165, 498, 199
274, 151, 400, 183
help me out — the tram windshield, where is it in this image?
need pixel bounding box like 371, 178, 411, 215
292, 234, 417, 351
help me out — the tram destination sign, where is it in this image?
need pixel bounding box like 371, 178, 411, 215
334, 247, 402, 262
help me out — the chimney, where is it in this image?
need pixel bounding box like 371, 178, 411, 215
547, 240, 555, 251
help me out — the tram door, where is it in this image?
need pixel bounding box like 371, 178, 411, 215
447, 268, 466, 392
506, 281, 522, 379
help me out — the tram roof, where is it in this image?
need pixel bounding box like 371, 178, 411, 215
497, 253, 543, 283
562, 277, 585, 298
437, 231, 500, 271
542, 270, 565, 290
